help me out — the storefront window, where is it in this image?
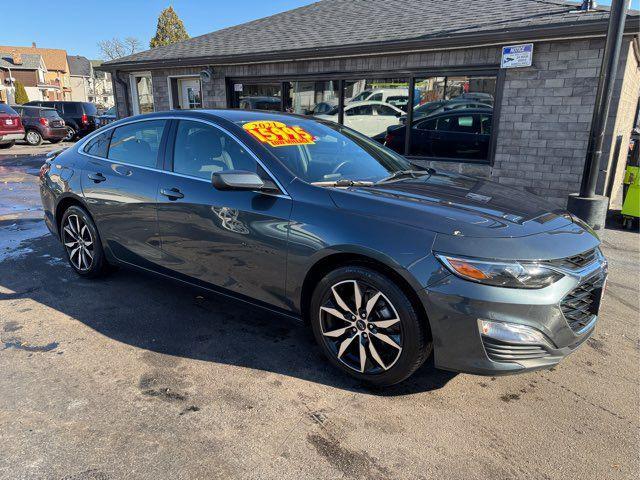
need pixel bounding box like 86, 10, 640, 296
402, 75, 496, 161
339, 78, 408, 139
286, 81, 339, 116
228, 72, 497, 163
234, 83, 282, 111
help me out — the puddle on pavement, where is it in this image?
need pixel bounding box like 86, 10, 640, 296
0, 220, 49, 262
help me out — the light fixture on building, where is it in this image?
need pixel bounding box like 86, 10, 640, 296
200, 67, 213, 83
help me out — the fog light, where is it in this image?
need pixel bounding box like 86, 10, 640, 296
478, 319, 552, 346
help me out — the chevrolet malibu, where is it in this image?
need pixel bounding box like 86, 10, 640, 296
40, 110, 607, 386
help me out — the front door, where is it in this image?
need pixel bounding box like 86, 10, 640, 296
156, 119, 292, 309
178, 78, 202, 110
81, 119, 168, 266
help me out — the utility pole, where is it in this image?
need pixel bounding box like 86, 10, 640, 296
567, 0, 630, 230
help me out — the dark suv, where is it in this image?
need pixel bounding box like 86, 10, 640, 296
24, 101, 97, 140
12, 106, 67, 146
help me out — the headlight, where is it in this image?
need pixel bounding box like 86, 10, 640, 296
436, 254, 564, 289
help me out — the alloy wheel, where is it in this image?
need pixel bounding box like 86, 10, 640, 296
62, 214, 94, 271
319, 280, 403, 374
64, 127, 75, 141
26, 131, 41, 145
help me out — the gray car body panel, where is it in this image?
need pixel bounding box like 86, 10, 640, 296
40, 109, 607, 377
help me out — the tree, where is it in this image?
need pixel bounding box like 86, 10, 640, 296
14, 80, 28, 104
97, 37, 141, 61
149, 6, 189, 48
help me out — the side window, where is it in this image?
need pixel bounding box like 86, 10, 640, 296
83, 131, 112, 158
375, 105, 399, 116
416, 118, 436, 131
453, 115, 479, 134
173, 120, 257, 180
369, 93, 383, 102
346, 105, 372, 116
480, 115, 492, 135
107, 120, 166, 168
435, 116, 454, 131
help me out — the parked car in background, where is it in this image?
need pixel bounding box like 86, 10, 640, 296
40, 109, 607, 386
24, 101, 98, 141
12, 106, 67, 146
0, 103, 24, 149
400, 98, 493, 125
95, 106, 117, 128
384, 108, 493, 160
239, 96, 281, 110
348, 88, 409, 110
317, 101, 404, 137
307, 101, 338, 116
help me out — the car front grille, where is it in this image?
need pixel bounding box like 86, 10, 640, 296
481, 337, 550, 362
545, 248, 598, 270
561, 272, 606, 333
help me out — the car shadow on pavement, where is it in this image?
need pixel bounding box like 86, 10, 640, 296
0, 230, 457, 396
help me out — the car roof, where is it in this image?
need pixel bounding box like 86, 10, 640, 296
346, 100, 403, 108
420, 107, 493, 119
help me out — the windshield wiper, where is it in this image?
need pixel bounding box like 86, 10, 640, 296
311, 179, 374, 187
375, 168, 434, 184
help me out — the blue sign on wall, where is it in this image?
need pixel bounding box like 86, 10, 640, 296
501, 44, 534, 69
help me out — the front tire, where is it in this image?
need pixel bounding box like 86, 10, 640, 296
60, 205, 109, 278
25, 130, 43, 146
310, 266, 431, 386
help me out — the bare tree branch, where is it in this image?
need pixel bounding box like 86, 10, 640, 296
97, 37, 141, 61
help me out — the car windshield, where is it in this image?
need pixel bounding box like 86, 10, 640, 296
236, 117, 413, 184
105, 106, 116, 115
351, 91, 371, 102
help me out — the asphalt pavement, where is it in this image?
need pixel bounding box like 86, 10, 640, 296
0, 152, 638, 480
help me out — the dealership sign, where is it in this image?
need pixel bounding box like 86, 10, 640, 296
501, 44, 533, 69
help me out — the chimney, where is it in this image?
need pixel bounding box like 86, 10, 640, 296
32, 42, 37, 48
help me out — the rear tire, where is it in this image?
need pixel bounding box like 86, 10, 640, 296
25, 130, 43, 146
64, 126, 76, 142
310, 266, 431, 386
0, 141, 15, 149
60, 205, 109, 278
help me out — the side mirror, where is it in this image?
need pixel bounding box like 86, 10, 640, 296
211, 170, 278, 192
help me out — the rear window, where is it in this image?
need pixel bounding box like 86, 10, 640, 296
0, 104, 17, 115
63, 103, 82, 115
83, 103, 98, 115
41, 110, 60, 119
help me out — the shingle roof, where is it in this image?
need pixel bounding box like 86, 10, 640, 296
0, 45, 68, 72
67, 55, 92, 77
103, 0, 639, 68
0, 53, 44, 71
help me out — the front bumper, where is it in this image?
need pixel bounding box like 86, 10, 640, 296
420, 257, 607, 375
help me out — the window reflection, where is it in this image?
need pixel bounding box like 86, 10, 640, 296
237, 84, 282, 111
287, 81, 339, 115
383, 75, 496, 161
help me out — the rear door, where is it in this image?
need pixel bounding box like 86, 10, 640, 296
81, 119, 168, 266
155, 118, 292, 308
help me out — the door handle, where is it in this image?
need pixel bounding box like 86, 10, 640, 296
160, 187, 184, 200
88, 172, 106, 183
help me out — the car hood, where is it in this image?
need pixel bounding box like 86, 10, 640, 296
328, 171, 576, 239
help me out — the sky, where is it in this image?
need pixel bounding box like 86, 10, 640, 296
0, 0, 637, 61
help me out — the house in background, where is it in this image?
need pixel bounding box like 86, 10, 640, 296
0, 52, 49, 101
68, 55, 92, 102
0, 43, 71, 100
89, 60, 114, 109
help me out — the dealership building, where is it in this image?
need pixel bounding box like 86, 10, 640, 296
101, 0, 640, 207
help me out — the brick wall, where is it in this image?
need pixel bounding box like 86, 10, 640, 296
600, 40, 640, 207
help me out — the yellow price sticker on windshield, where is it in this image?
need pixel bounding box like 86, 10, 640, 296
243, 120, 315, 147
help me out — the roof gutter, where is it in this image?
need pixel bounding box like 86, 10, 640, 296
96, 18, 639, 71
